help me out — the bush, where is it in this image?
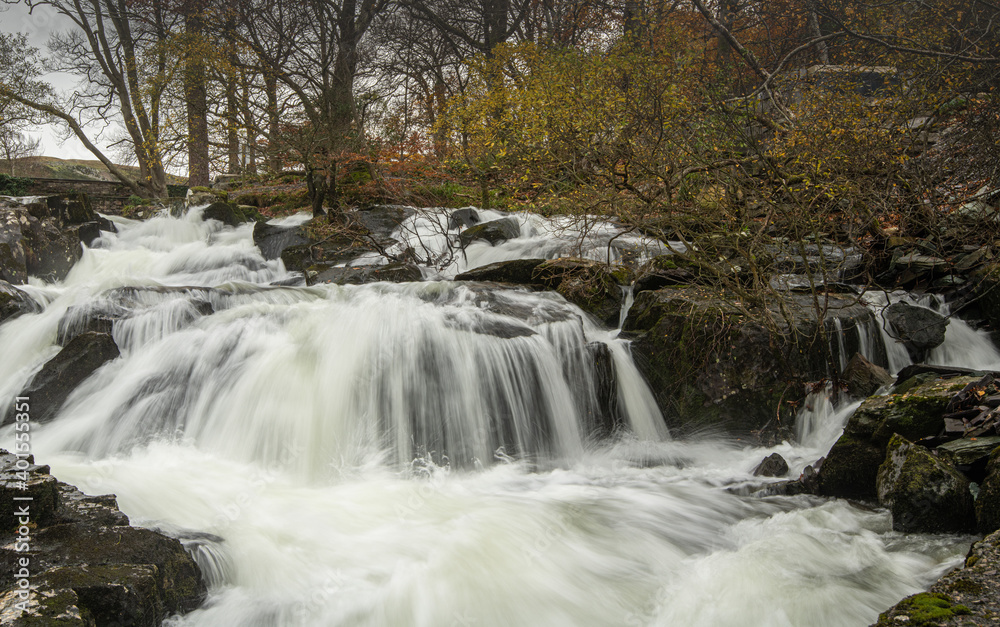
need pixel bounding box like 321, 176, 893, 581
0, 174, 33, 196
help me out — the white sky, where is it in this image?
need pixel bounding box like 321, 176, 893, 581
1, 2, 117, 161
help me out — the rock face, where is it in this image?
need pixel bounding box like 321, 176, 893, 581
2, 332, 120, 426
884, 301, 949, 360
874, 529, 1000, 626
841, 352, 894, 398
459, 217, 521, 246
876, 434, 976, 533
0, 450, 206, 625
623, 286, 871, 436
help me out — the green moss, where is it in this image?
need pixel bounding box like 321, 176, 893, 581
879, 593, 971, 626
945, 578, 985, 595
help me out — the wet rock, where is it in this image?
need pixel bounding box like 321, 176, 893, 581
186, 186, 225, 208
202, 201, 249, 227
448, 207, 480, 230
1, 203, 83, 283
624, 286, 872, 437
884, 301, 949, 359
841, 352, 893, 398
459, 217, 521, 246
978, 447, 1000, 533
818, 436, 884, 499
877, 434, 976, 533
455, 259, 547, 284
3, 332, 120, 426
753, 453, 789, 477
633, 255, 697, 293
0, 449, 206, 626
534, 258, 630, 326
55, 302, 130, 346
0, 281, 37, 324
311, 262, 423, 286
253, 221, 309, 260
355, 205, 415, 240
587, 341, 621, 437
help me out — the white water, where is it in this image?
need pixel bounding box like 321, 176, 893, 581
0, 208, 973, 627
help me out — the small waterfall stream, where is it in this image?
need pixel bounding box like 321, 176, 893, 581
0, 208, 979, 627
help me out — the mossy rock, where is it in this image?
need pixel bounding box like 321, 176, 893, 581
458, 217, 521, 246
201, 202, 249, 227
533, 258, 629, 326
874, 592, 971, 626
817, 435, 884, 499
877, 434, 977, 533
454, 259, 547, 285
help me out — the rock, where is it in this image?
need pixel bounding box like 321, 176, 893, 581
633, 255, 698, 293
0, 449, 206, 626
753, 453, 789, 477
1, 203, 82, 284
884, 301, 949, 359
186, 186, 226, 208
978, 447, 1000, 533
448, 207, 480, 230
874, 529, 1000, 626
253, 222, 310, 260
533, 258, 629, 326
455, 259, 547, 284
212, 173, 241, 190
820, 376, 980, 498
459, 217, 521, 246
0, 280, 37, 324
877, 434, 976, 533
841, 352, 893, 398
355, 205, 415, 240
818, 436, 884, 499
2, 332, 120, 426
0, 208, 28, 283
311, 262, 423, 286
201, 201, 249, 227
624, 286, 873, 437
937, 436, 1000, 467
55, 302, 130, 346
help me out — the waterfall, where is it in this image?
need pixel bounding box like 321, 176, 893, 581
0, 208, 973, 627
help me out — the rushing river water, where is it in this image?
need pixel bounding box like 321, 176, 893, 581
0, 207, 980, 626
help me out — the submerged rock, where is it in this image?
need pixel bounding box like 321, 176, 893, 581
0, 280, 36, 324
0, 449, 206, 625
2, 332, 120, 426
877, 434, 976, 533
311, 262, 423, 286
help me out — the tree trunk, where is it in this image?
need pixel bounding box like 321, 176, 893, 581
265, 73, 281, 173
184, 11, 210, 187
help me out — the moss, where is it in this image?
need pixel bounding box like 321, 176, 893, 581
944, 578, 985, 595
878, 593, 971, 626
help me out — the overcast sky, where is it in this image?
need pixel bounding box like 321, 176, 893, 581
1, 2, 117, 161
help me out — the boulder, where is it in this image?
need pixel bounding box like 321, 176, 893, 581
448, 207, 480, 230
201, 201, 249, 227
937, 436, 1000, 467
355, 205, 415, 240
0, 449, 206, 626
978, 447, 1000, 533
3, 332, 120, 426
455, 259, 547, 284
877, 434, 976, 533
884, 301, 949, 359
624, 286, 872, 436
186, 186, 226, 208
1, 203, 82, 284
0, 280, 37, 324
311, 262, 423, 286
753, 453, 789, 477
253, 221, 310, 260
841, 352, 893, 398
459, 217, 521, 246
818, 436, 885, 499
633, 255, 698, 293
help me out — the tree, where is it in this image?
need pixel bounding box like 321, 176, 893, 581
0, 32, 50, 176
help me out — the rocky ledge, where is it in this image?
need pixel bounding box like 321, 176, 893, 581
0, 449, 205, 626
874, 529, 1000, 626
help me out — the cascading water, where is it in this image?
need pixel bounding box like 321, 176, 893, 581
0, 207, 974, 627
